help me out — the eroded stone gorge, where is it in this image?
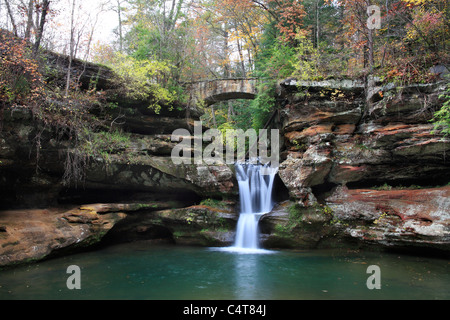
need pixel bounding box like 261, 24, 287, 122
1, 60, 449, 267
0, 57, 239, 267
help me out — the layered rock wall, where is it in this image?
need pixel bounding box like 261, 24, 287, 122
0, 58, 239, 267
1, 57, 449, 266
261, 78, 450, 253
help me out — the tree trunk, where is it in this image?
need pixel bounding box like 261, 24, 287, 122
227, 101, 235, 122
223, 25, 230, 78
4, 0, 18, 36
237, 38, 246, 77
65, 0, 76, 97
365, 0, 375, 71
33, 0, 51, 55
315, 0, 320, 48
117, 0, 123, 52
25, 0, 34, 40
367, 28, 374, 71
211, 105, 217, 128
234, 19, 246, 77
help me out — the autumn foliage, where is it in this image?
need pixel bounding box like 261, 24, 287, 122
0, 30, 44, 107
270, 0, 307, 42
1, 0, 448, 135
335, 0, 449, 82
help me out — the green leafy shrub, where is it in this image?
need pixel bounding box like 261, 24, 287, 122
199, 198, 228, 209
108, 53, 176, 114
250, 36, 296, 129
292, 34, 320, 81
78, 129, 131, 159
432, 84, 450, 137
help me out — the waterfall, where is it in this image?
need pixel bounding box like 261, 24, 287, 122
231, 161, 278, 252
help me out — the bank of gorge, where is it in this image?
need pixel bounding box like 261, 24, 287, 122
1, 55, 449, 267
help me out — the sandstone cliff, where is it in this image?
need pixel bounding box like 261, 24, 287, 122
0, 56, 238, 267
1, 57, 449, 267
261, 78, 450, 254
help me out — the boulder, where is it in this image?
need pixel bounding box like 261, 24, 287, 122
325, 186, 450, 251
259, 201, 335, 249
0, 206, 127, 267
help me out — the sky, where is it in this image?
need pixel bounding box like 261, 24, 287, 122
86, 0, 120, 43
43, 0, 121, 57
71, 0, 119, 44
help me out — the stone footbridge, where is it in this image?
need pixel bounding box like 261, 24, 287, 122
187, 78, 259, 106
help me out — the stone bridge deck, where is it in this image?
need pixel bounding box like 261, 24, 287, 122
187, 78, 258, 105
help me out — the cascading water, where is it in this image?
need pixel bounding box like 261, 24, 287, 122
226, 161, 278, 253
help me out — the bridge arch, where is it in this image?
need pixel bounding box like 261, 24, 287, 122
188, 78, 258, 106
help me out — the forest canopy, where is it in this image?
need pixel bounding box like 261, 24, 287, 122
0, 0, 449, 131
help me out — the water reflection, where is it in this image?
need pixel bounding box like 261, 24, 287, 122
209, 247, 277, 299
233, 254, 262, 299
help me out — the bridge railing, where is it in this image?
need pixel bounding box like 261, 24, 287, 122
182, 77, 260, 85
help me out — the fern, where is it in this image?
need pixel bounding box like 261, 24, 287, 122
432, 84, 450, 137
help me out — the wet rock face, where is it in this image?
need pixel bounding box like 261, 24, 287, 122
274, 79, 450, 252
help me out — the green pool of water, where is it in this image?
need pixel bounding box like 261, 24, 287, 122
0, 242, 449, 300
